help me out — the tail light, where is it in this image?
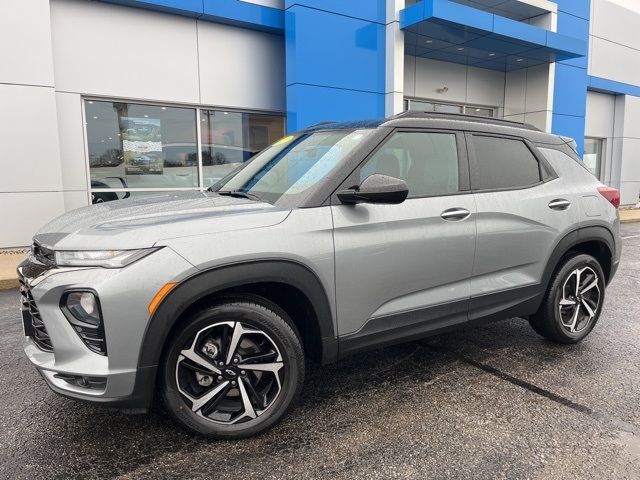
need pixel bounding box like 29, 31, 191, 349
597, 186, 620, 209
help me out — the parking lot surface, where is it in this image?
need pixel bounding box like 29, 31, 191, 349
1, 224, 639, 480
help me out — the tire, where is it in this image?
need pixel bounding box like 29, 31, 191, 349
529, 253, 606, 344
161, 295, 305, 438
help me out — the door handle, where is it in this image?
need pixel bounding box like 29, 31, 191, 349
548, 199, 571, 210
441, 208, 471, 221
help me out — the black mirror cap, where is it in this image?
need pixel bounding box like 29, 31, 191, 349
337, 174, 409, 205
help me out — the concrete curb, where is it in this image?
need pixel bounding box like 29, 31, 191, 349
620, 209, 640, 224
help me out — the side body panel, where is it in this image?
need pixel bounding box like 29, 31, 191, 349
470, 179, 580, 319
331, 197, 476, 339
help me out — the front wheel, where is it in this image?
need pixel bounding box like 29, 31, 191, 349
161, 296, 304, 438
529, 253, 606, 344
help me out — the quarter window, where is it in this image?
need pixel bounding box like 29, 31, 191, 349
359, 132, 459, 197
470, 135, 541, 190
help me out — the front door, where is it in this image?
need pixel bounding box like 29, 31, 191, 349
331, 129, 477, 355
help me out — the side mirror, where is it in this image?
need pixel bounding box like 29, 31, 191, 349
337, 174, 409, 205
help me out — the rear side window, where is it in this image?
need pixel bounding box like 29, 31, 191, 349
470, 135, 541, 190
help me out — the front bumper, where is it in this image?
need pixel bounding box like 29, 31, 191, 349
19, 247, 197, 409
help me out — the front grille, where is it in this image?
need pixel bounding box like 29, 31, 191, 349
19, 275, 54, 352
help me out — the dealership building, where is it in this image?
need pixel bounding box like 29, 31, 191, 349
1, 0, 640, 248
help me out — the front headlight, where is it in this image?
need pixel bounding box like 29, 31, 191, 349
54, 248, 159, 268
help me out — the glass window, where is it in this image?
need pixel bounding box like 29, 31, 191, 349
86, 101, 198, 190
465, 106, 494, 117
359, 132, 459, 197
584, 137, 604, 179
471, 135, 541, 190
434, 103, 463, 114
405, 99, 494, 117
201, 110, 285, 188
215, 129, 373, 206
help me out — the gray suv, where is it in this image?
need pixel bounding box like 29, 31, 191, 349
19, 112, 621, 438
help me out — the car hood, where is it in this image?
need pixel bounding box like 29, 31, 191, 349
34, 191, 290, 250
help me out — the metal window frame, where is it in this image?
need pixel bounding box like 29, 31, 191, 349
82, 96, 286, 199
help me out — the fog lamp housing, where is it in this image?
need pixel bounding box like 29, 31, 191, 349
61, 290, 107, 355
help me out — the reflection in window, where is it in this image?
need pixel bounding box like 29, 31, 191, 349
584, 137, 604, 179
85, 100, 285, 203
86, 101, 198, 191
200, 110, 285, 188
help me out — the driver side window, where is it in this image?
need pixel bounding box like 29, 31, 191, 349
360, 131, 460, 198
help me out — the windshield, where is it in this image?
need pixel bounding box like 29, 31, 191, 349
212, 129, 373, 207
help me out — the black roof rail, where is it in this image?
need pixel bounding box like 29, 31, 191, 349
307, 121, 337, 128
390, 111, 541, 132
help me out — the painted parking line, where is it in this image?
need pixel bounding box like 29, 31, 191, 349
622, 234, 640, 240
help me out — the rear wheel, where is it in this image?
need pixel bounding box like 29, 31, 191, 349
529, 253, 605, 343
161, 296, 304, 438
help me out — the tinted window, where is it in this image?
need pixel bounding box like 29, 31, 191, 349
471, 136, 541, 190
360, 132, 459, 197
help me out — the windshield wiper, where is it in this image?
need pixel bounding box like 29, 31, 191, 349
217, 190, 261, 201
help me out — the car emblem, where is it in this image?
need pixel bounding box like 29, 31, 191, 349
225, 369, 236, 377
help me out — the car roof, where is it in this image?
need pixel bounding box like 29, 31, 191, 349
302, 111, 565, 145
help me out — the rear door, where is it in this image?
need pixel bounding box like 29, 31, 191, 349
331, 129, 477, 352
466, 133, 580, 320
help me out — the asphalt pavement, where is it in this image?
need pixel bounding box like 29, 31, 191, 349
1, 224, 640, 479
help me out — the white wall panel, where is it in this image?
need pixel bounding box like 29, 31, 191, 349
620, 94, 640, 137
0, 192, 65, 248
585, 91, 616, 138
591, 0, 640, 52
197, 22, 286, 111
56, 92, 88, 192
619, 138, 640, 205
0, 84, 62, 192
410, 56, 505, 108
403, 55, 416, 97
589, 37, 640, 86
414, 57, 468, 103
50, 0, 200, 103
241, 0, 284, 8
63, 191, 89, 212
466, 66, 505, 107
504, 68, 527, 116
524, 64, 550, 113
0, 0, 54, 87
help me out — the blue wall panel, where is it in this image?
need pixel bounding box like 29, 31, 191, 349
551, 0, 591, 156
589, 76, 640, 97
553, 63, 588, 117
287, 84, 385, 132
284, 0, 386, 24
285, 2, 387, 132
285, 6, 386, 92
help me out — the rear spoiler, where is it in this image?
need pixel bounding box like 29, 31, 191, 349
560, 136, 578, 153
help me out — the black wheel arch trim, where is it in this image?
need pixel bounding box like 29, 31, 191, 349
542, 224, 617, 292
137, 259, 338, 373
